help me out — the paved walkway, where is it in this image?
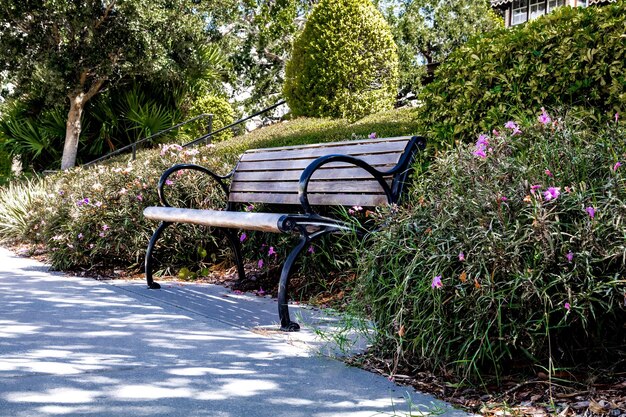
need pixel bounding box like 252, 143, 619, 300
0, 247, 470, 417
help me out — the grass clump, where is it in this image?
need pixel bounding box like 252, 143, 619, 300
352, 109, 626, 381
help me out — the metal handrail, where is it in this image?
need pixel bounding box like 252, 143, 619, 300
82, 113, 214, 167
183, 99, 286, 148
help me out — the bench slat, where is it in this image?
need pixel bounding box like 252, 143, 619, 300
229, 191, 388, 207
243, 136, 411, 154
240, 140, 408, 163
230, 179, 391, 194
231, 165, 396, 182
235, 153, 401, 172
144, 207, 286, 233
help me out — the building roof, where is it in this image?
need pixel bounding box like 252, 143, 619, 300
491, 0, 615, 6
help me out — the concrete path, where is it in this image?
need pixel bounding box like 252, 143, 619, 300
0, 247, 470, 417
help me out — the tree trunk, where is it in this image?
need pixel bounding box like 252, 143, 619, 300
60, 93, 85, 170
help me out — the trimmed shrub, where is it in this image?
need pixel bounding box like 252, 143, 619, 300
353, 110, 626, 379
185, 95, 235, 143
419, 3, 626, 148
284, 0, 399, 121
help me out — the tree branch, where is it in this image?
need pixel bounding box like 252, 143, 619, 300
94, 1, 116, 30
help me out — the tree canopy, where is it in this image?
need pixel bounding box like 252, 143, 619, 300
0, 0, 224, 169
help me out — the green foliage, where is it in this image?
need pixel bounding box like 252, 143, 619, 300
284, 0, 399, 121
385, 0, 502, 99
186, 95, 235, 142
0, 107, 419, 274
352, 112, 626, 380
419, 3, 626, 148
225, 0, 316, 112
0, 0, 227, 168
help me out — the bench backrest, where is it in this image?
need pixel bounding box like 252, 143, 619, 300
228, 136, 421, 207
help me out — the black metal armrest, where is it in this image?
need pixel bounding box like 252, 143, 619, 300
157, 163, 233, 208
298, 155, 391, 215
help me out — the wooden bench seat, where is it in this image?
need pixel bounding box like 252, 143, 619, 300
144, 135, 426, 331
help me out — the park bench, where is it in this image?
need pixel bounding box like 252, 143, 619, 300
143, 135, 427, 331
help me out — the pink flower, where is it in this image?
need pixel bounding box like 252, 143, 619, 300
240, 233, 247, 243
566, 251, 574, 263
472, 148, 487, 158
137, 194, 143, 201
530, 184, 542, 193
165, 179, 174, 186
585, 206, 595, 219
268, 246, 277, 256
119, 188, 128, 195
538, 107, 552, 125
492, 129, 500, 137
545, 169, 553, 177
564, 302, 571, 311
102, 224, 110, 231
78, 233, 84, 239
458, 252, 465, 262
368, 132, 377, 139
257, 259, 264, 269
543, 187, 561, 201
348, 209, 355, 215
95, 201, 103, 207
500, 196, 508, 202
431, 275, 443, 289
308, 245, 315, 254
504, 121, 521, 135
615, 112, 619, 123
257, 287, 265, 296
473, 134, 489, 158
613, 162, 622, 171
99, 232, 105, 238
352, 205, 363, 212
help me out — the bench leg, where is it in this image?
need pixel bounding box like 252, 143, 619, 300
278, 235, 308, 332
224, 230, 246, 281
145, 221, 171, 290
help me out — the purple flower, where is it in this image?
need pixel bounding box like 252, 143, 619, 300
268, 246, 277, 256
165, 179, 174, 186
530, 184, 542, 193
99, 232, 105, 238
543, 187, 561, 201
245, 204, 255, 212
257, 259, 264, 269
431, 275, 443, 289
240, 233, 247, 243
585, 206, 596, 219
472, 148, 487, 159
102, 224, 110, 231
78, 233, 84, 240
504, 121, 521, 135
95, 201, 103, 208
566, 251, 574, 263
308, 245, 315, 254
368, 132, 377, 139
500, 196, 508, 202
77, 198, 90, 207
538, 107, 552, 125
613, 162, 622, 172
473, 134, 490, 158
257, 287, 265, 296
564, 302, 571, 311
458, 252, 465, 262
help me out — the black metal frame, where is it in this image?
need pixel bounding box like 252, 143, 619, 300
144, 135, 427, 332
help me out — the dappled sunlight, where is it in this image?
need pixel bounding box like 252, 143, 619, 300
5, 387, 102, 403
0, 249, 458, 417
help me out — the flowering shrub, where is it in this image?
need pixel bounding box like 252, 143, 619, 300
354, 111, 626, 379
419, 2, 626, 147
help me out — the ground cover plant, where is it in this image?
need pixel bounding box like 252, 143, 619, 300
351, 109, 626, 389
419, 2, 626, 148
